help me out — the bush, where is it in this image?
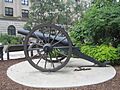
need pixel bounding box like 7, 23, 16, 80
0, 34, 23, 45
80, 44, 119, 63
70, 2, 120, 47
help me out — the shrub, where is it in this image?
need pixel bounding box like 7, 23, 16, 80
0, 34, 23, 45
80, 44, 119, 63
70, 2, 120, 47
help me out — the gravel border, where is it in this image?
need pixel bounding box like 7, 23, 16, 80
0, 59, 120, 90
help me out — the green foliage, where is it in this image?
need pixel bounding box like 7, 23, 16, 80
0, 34, 22, 45
70, 1, 120, 47
69, 0, 120, 65
25, 0, 90, 28
117, 44, 120, 56
81, 44, 119, 62
28, 0, 72, 26
23, 23, 31, 30
49, 49, 60, 58
92, 0, 119, 7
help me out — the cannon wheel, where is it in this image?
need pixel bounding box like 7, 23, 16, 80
24, 24, 72, 72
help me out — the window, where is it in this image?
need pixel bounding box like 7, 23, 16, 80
5, 7, 13, 16
5, 0, 13, 3
22, 9, 29, 18
21, 0, 29, 5
8, 25, 16, 36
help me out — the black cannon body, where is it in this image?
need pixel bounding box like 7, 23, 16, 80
18, 24, 107, 72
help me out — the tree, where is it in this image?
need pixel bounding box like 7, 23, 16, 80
25, 0, 73, 28
24, 0, 91, 29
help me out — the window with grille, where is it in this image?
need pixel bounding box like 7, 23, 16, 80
21, 0, 29, 5
22, 9, 29, 18
5, 7, 13, 16
5, 0, 13, 3
8, 25, 16, 36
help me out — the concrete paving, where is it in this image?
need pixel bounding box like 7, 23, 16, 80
2, 51, 25, 60
7, 58, 116, 88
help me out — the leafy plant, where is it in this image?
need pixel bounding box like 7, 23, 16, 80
80, 44, 119, 62
0, 34, 23, 45
49, 49, 61, 58
70, 1, 120, 47
117, 44, 120, 55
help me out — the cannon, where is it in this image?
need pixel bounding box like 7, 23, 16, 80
18, 24, 107, 72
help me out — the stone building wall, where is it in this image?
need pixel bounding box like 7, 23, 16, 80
0, 0, 30, 35
0, 19, 26, 35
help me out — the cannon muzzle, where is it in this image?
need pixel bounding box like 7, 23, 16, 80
18, 29, 30, 36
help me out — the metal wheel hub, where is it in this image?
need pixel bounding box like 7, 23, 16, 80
43, 43, 53, 53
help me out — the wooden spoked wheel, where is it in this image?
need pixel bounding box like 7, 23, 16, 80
24, 24, 72, 72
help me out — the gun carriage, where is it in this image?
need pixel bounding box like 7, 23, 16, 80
18, 24, 107, 72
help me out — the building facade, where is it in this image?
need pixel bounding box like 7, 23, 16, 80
0, 0, 30, 35
0, 0, 92, 36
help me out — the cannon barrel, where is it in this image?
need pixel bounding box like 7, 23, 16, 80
18, 29, 30, 36
18, 29, 69, 45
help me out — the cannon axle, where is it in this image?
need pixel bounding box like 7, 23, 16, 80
43, 43, 53, 53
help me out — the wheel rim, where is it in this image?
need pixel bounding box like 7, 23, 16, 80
24, 24, 72, 72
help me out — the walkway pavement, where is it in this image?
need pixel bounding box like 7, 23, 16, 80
1, 49, 116, 88
7, 58, 116, 88
3, 51, 25, 60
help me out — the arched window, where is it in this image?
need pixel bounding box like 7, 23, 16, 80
8, 25, 16, 35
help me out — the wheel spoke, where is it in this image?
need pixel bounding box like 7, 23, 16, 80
49, 53, 55, 69
42, 52, 48, 69
34, 33, 45, 45
27, 48, 42, 51
31, 53, 39, 59
48, 27, 51, 43
36, 56, 42, 65
44, 59, 47, 69
52, 38, 66, 46
39, 49, 44, 53
50, 31, 60, 44
41, 31, 47, 44
28, 49, 43, 59
35, 43, 43, 47
53, 46, 70, 49
29, 41, 43, 47
57, 51, 68, 57
55, 49, 62, 64
55, 53, 63, 64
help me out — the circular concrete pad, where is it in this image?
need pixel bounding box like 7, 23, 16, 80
7, 58, 116, 88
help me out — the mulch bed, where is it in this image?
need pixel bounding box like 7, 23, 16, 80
0, 59, 120, 90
